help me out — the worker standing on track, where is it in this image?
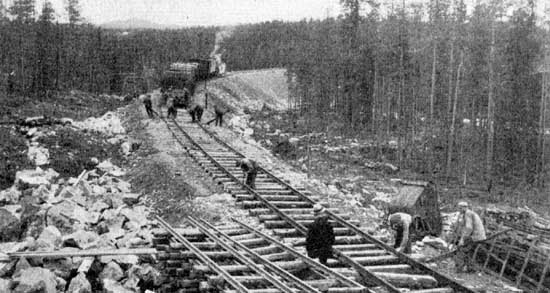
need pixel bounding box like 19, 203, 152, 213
236, 158, 258, 189
167, 95, 177, 119
142, 94, 154, 118
306, 204, 335, 266
454, 201, 486, 273
388, 212, 413, 253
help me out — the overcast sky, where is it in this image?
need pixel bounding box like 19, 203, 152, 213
4, 0, 549, 26
41, 0, 342, 26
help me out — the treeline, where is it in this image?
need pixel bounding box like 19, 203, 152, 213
220, 0, 547, 189
0, 0, 216, 97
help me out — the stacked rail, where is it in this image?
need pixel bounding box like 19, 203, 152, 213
159, 115, 474, 293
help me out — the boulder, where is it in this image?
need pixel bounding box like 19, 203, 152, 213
27, 146, 50, 166
0, 187, 21, 205
90, 200, 110, 213
122, 193, 140, 206
0, 278, 10, 292
37, 226, 62, 249
2, 205, 22, 220
15, 168, 59, 190
120, 206, 150, 228
55, 277, 66, 291
12, 267, 57, 293
102, 279, 133, 293
99, 261, 124, 282
14, 257, 31, 275
96, 160, 125, 177
31, 185, 52, 203
63, 230, 100, 249
67, 272, 91, 293
136, 264, 163, 287
100, 209, 125, 230
46, 200, 78, 233
0, 208, 21, 242
116, 181, 132, 193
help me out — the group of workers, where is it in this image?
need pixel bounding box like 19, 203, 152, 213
141, 88, 488, 275
305, 200, 486, 273
141, 88, 229, 125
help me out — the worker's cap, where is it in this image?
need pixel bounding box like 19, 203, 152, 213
313, 204, 326, 215
388, 213, 400, 225
457, 201, 469, 207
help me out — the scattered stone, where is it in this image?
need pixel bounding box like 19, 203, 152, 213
122, 193, 141, 206
37, 226, 62, 249
12, 267, 57, 293
14, 257, 31, 275
15, 168, 59, 189
55, 277, 66, 291
0, 207, 21, 242
0, 278, 10, 292
102, 278, 134, 293
63, 230, 100, 249
99, 261, 124, 282
0, 187, 22, 205
27, 145, 50, 166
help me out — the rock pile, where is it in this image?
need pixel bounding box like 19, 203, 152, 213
0, 161, 161, 292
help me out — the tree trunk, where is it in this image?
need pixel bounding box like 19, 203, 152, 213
446, 51, 464, 180
429, 41, 438, 173
486, 23, 496, 192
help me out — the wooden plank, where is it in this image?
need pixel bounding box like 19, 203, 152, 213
8, 248, 157, 259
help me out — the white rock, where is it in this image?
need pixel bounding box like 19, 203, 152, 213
0, 187, 21, 204
27, 145, 50, 166
15, 168, 59, 189
38, 226, 62, 249
99, 261, 123, 282
12, 267, 57, 293
67, 272, 91, 293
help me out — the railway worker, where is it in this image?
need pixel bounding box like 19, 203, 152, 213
188, 104, 204, 122
454, 201, 486, 273
142, 94, 154, 118
207, 103, 230, 126
236, 158, 258, 189
388, 212, 413, 253
166, 95, 177, 119
306, 204, 335, 266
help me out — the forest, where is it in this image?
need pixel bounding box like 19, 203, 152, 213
1, 0, 549, 199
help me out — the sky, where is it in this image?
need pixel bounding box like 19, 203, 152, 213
38, 0, 343, 26
3, 0, 549, 27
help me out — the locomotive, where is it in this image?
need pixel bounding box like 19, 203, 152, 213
160, 56, 225, 108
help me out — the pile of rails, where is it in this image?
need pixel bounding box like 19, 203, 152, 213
467, 208, 550, 292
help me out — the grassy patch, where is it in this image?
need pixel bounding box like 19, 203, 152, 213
0, 126, 33, 189
38, 127, 125, 178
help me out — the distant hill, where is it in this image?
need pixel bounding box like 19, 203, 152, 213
100, 18, 176, 30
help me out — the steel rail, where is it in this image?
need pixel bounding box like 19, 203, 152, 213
183, 217, 297, 293
197, 122, 476, 293
231, 217, 368, 291
190, 216, 320, 293
154, 215, 249, 293
174, 120, 400, 292
164, 118, 472, 292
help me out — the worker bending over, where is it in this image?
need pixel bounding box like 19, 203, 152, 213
455, 201, 486, 273
388, 212, 413, 253
236, 158, 258, 189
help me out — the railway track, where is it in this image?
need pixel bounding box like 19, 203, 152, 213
156, 114, 475, 293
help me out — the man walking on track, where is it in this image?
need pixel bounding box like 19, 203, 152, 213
142, 94, 154, 118
236, 158, 258, 189
306, 204, 335, 265
454, 201, 486, 273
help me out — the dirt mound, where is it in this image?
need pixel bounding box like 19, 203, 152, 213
208, 68, 289, 112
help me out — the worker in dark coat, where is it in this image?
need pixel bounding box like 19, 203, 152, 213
189, 105, 204, 122
207, 103, 230, 126
306, 204, 335, 265
167, 96, 177, 119
236, 158, 258, 189
142, 94, 154, 118
389, 212, 413, 253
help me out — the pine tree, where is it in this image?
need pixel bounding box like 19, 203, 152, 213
9, 0, 35, 23
65, 0, 82, 25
